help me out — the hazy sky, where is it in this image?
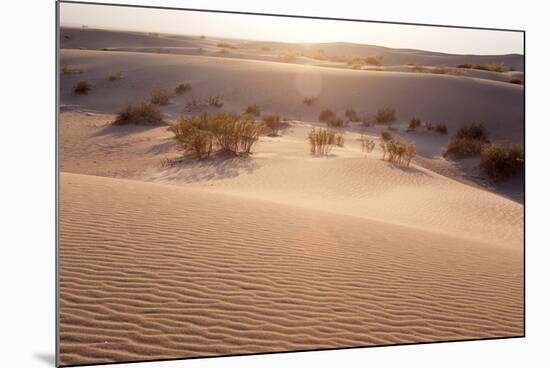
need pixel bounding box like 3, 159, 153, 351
60, 2, 523, 55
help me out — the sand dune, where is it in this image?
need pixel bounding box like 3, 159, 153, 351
60, 49, 523, 142
59, 172, 523, 365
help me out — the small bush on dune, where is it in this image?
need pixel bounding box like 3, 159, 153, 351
308, 128, 337, 156
385, 136, 416, 166
457, 63, 473, 69
319, 108, 336, 123
509, 79, 522, 85
113, 102, 165, 126
426, 122, 434, 131
303, 97, 317, 106
407, 118, 421, 132
473, 63, 509, 72
169, 114, 213, 159
208, 95, 224, 108
410, 64, 424, 73
62, 64, 83, 74
107, 71, 123, 81
435, 124, 448, 135
73, 81, 91, 94
480, 144, 524, 182
345, 108, 360, 122
335, 135, 345, 147
260, 46, 272, 51
245, 104, 261, 117
150, 89, 172, 105
326, 116, 344, 127
262, 114, 282, 136
174, 83, 192, 95
381, 130, 393, 141
375, 107, 396, 125
431, 65, 449, 74
456, 123, 490, 143
445, 138, 484, 159
365, 56, 383, 66
217, 42, 231, 48
360, 135, 376, 153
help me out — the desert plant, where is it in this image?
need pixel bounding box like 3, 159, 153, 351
326, 116, 344, 127
208, 95, 224, 108
426, 122, 435, 131
509, 79, 522, 85
199, 35, 206, 39
381, 130, 393, 141
217, 42, 231, 48
345, 108, 360, 122
435, 124, 448, 135
407, 118, 421, 132
262, 114, 282, 136
410, 64, 424, 73
335, 135, 345, 147
445, 138, 485, 159
360, 135, 376, 153
303, 97, 317, 106
169, 114, 213, 159
455, 123, 490, 143
62, 64, 83, 74
207, 113, 263, 155
72, 81, 91, 94
260, 46, 272, 51
480, 144, 524, 182
385, 136, 416, 166
283, 53, 297, 62
174, 83, 192, 95
431, 65, 449, 74
318, 108, 336, 123
376, 107, 396, 125
107, 71, 123, 81
307, 128, 337, 156
365, 56, 383, 66
113, 102, 164, 126
473, 63, 509, 72
245, 104, 261, 117
150, 89, 172, 105
457, 63, 472, 69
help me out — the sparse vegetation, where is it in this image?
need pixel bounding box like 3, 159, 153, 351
509, 79, 522, 85
381, 130, 393, 141
113, 102, 164, 126
445, 123, 491, 159
307, 128, 338, 156
480, 144, 524, 182
473, 63, 509, 72
260, 46, 272, 51
384, 137, 416, 166
107, 71, 123, 81
62, 64, 83, 74
303, 97, 317, 106
457, 63, 472, 69
376, 107, 396, 125
410, 64, 424, 73
435, 124, 448, 135
262, 114, 282, 136
245, 104, 261, 117
208, 95, 224, 108
360, 134, 376, 153
283, 53, 297, 62
216, 42, 232, 48
431, 65, 449, 74
174, 83, 192, 95
335, 135, 345, 147
150, 89, 172, 105
319, 109, 336, 123
345, 108, 360, 122
199, 35, 206, 39
426, 122, 435, 131
72, 81, 91, 94
326, 116, 344, 127
407, 118, 421, 132
169, 112, 264, 158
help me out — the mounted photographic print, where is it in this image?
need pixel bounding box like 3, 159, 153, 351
57, 1, 525, 366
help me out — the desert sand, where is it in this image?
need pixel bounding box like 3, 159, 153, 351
59, 27, 524, 366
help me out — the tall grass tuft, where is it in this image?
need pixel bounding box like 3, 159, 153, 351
308, 128, 337, 156
480, 144, 524, 181
262, 114, 282, 136
376, 107, 396, 125
73, 81, 91, 94
150, 89, 172, 105
113, 102, 165, 126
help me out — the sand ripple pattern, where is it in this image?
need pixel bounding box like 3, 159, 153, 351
60, 173, 523, 365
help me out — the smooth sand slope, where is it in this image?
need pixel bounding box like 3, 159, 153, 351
60, 172, 523, 365
60, 49, 524, 143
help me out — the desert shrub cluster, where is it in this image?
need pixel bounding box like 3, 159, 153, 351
381, 130, 393, 141
318, 108, 344, 127
73, 81, 91, 94
169, 112, 264, 158
245, 104, 261, 117
185, 95, 224, 112
445, 123, 490, 159
303, 97, 317, 106
107, 71, 123, 81
509, 79, 522, 85
360, 135, 376, 153
375, 107, 396, 125
62, 64, 83, 74
345, 108, 360, 122
307, 128, 342, 155
150, 89, 172, 105
379, 136, 416, 166
407, 118, 421, 131
113, 102, 165, 126
435, 124, 448, 135
480, 144, 524, 182
262, 114, 282, 136
174, 83, 192, 95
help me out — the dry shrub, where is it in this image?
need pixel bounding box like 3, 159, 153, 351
456, 123, 490, 143
326, 116, 344, 127
319, 109, 336, 123
407, 118, 421, 132
283, 53, 297, 62
431, 65, 449, 74
345, 108, 360, 122
360, 135, 376, 153
262, 114, 282, 136
410, 64, 424, 73
457, 63, 472, 69
376, 107, 396, 124
385, 137, 416, 166
73, 81, 91, 94
308, 128, 337, 156
245, 104, 261, 117
303, 97, 317, 106
445, 138, 484, 159
113, 102, 165, 126
509, 79, 522, 85
335, 135, 345, 147
381, 130, 393, 141
169, 112, 264, 158
260, 46, 272, 51
150, 89, 172, 105
473, 63, 509, 72
62, 64, 83, 74
480, 144, 524, 182
174, 83, 192, 95
208, 95, 224, 108
435, 124, 448, 135
107, 71, 123, 81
